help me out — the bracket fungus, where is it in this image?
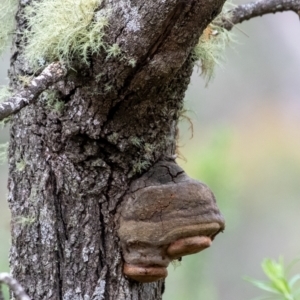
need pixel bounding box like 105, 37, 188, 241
118, 161, 225, 283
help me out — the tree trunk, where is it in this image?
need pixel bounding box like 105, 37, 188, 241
8, 0, 225, 299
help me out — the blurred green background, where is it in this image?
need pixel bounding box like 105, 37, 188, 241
1, 2, 300, 299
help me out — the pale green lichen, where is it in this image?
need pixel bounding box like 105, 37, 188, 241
23, 0, 109, 68
0, 0, 17, 57
104, 83, 113, 92
52, 100, 65, 112
15, 216, 36, 226
29, 186, 38, 202
129, 136, 144, 148
90, 158, 107, 167
95, 73, 104, 82
132, 159, 151, 174
128, 58, 137, 68
144, 143, 155, 154
194, 2, 235, 84
106, 43, 121, 58
18, 75, 33, 87
16, 160, 26, 171
107, 132, 119, 144
41, 90, 65, 112
0, 117, 11, 127
171, 259, 181, 269
0, 86, 12, 102
40, 90, 56, 103
0, 142, 8, 165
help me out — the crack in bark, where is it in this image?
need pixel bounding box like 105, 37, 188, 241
144, 2, 187, 62
98, 1, 192, 130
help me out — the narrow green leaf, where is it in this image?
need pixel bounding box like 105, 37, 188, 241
244, 277, 281, 294
262, 259, 285, 282
270, 279, 291, 295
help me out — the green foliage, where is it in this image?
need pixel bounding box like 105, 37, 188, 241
194, 2, 235, 84
23, 0, 109, 68
245, 257, 300, 300
0, 0, 17, 57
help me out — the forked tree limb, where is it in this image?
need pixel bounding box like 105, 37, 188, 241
216, 0, 300, 30
0, 62, 66, 121
0, 273, 30, 300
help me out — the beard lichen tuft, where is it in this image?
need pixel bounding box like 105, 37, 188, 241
23, 0, 109, 69
0, 0, 17, 57
194, 1, 235, 84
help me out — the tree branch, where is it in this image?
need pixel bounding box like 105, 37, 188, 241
0, 273, 31, 300
216, 0, 300, 30
0, 62, 67, 121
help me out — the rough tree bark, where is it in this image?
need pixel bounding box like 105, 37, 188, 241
7, 0, 226, 299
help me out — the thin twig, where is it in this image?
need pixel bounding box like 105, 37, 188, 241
215, 0, 300, 30
0, 62, 67, 121
0, 273, 31, 300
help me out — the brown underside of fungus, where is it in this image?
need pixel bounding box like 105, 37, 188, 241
117, 160, 225, 283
